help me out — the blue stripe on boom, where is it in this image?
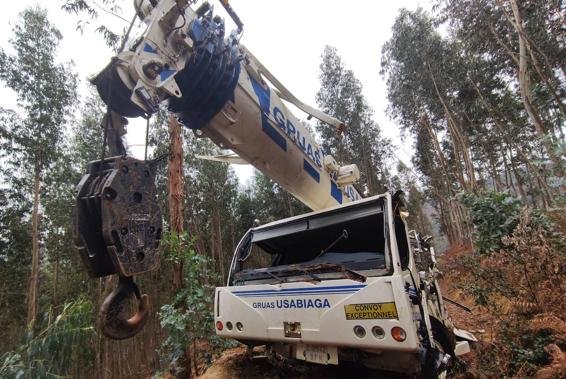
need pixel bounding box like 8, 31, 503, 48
159, 69, 176, 81
331, 181, 343, 204
143, 43, 158, 54
303, 159, 320, 182
262, 122, 287, 151
249, 74, 287, 151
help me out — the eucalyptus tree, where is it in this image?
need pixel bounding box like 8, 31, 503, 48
391, 161, 433, 236
438, 0, 565, 170
0, 165, 32, 351
62, 0, 127, 51
38, 89, 107, 308
182, 134, 239, 281
70, 88, 106, 169
0, 7, 77, 324
251, 171, 308, 223
316, 46, 392, 195
381, 8, 482, 193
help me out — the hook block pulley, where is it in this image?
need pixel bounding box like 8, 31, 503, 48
75, 156, 162, 278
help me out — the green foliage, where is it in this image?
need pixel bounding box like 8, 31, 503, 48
316, 46, 392, 195
459, 192, 522, 254
501, 324, 555, 376
0, 6, 77, 172
381, 1, 565, 245
62, 0, 126, 51
0, 296, 96, 378
0, 188, 32, 350
0, 5, 79, 347
158, 232, 234, 376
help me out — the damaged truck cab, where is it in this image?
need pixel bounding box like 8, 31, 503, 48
215, 193, 474, 377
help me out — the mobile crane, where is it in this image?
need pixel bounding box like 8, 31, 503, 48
74, 0, 474, 376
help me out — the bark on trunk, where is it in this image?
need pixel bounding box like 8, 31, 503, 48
168, 114, 185, 290
26, 163, 41, 325
421, 116, 455, 188
468, 78, 554, 203
216, 211, 224, 283
509, 0, 561, 168
429, 68, 476, 191
53, 249, 59, 306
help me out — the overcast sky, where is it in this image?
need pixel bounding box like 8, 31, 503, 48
0, 0, 429, 184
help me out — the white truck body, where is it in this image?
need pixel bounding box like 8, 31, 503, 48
215, 194, 469, 375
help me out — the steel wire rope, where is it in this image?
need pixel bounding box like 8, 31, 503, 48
98, 2, 142, 173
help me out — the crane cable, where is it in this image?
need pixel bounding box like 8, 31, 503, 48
99, 3, 141, 168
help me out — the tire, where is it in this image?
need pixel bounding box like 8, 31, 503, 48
422, 325, 453, 379
431, 338, 448, 379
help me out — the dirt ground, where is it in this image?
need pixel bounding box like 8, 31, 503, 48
197, 346, 407, 379
196, 245, 484, 379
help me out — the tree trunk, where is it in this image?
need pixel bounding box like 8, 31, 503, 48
53, 248, 59, 306
429, 68, 476, 191
284, 191, 295, 217
497, 0, 566, 122
216, 211, 224, 283
26, 162, 41, 325
168, 114, 185, 290
509, 0, 561, 168
468, 78, 554, 202
421, 116, 455, 187
210, 213, 217, 271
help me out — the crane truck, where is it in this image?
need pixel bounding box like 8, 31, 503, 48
74, 0, 475, 377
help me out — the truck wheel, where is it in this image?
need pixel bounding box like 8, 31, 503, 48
431, 339, 448, 379
422, 327, 452, 379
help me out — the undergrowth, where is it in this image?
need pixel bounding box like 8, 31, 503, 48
456, 192, 566, 378
0, 296, 96, 378
157, 232, 238, 378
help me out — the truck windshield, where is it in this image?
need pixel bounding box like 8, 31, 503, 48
232, 200, 388, 284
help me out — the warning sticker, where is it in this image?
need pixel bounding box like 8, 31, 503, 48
344, 302, 398, 320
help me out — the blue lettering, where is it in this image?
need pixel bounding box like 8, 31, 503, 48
307, 144, 314, 161
286, 120, 296, 142
297, 131, 306, 152
314, 151, 321, 167
273, 107, 286, 131
253, 301, 276, 308
269, 105, 324, 167
259, 298, 332, 309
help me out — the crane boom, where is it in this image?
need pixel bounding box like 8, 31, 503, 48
93, 0, 361, 210
76, 0, 363, 339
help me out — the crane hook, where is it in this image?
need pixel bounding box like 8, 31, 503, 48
100, 276, 150, 340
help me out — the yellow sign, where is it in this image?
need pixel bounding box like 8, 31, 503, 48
344, 302, 398, 320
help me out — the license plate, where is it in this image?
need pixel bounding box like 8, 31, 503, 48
296, 344, 338, 365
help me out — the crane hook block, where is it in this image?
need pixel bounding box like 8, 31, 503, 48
100, 276, 150, 340
74, 156, 162, 278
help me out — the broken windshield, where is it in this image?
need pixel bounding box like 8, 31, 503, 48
231, 200, 388, 284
